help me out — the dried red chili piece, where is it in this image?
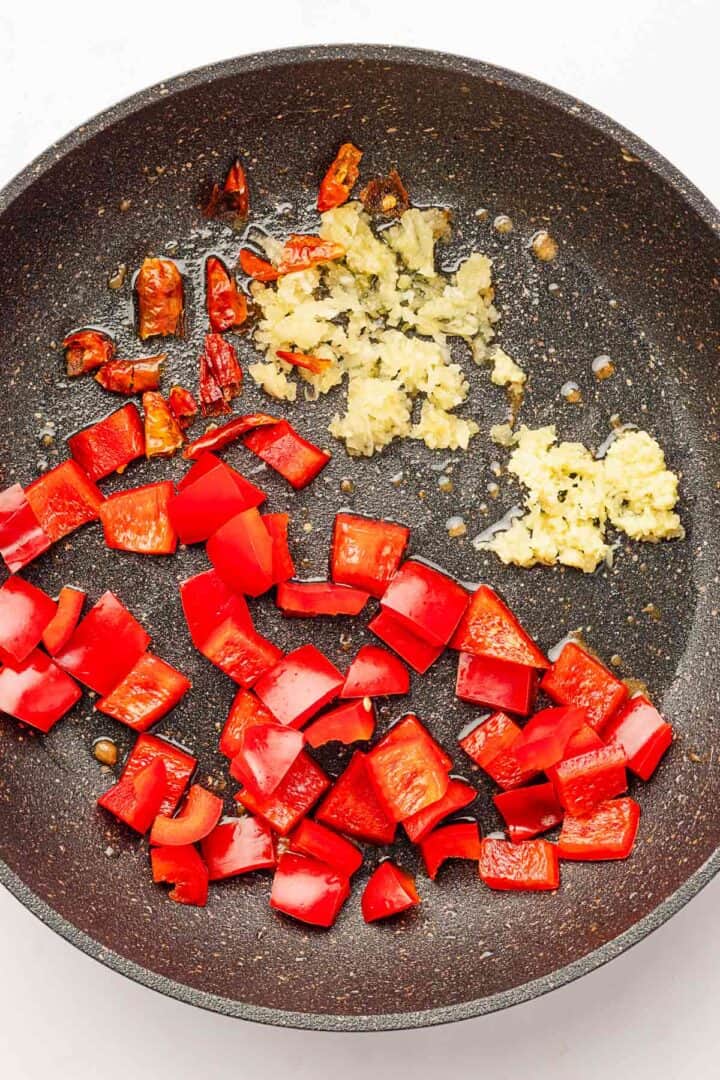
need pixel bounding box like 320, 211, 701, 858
199, 332, 243, 411
94, 355, 165, 394
206, 256, 248, 333
136, 257, 184, 339
239, 249, 279, 282
359, 169, 410, 218
276, 234, 345, 275
204, 159, 249, 219
63, 328, 115, 376
276, 350, 333, 375
317, 142, 363, 212
168, 385, 198, 430
183, 413, 278, 460
142, 391, 184, 458
198, 351, 229, 417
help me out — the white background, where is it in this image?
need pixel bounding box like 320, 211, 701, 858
1, 2, 719, 1076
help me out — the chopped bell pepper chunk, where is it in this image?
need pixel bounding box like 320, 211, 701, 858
289, 818, 363, 878
0, 576, 57, 665
317, 142, 363, 211
541, 642, 628, 732
455, 652, 538, 716
603, 695, 673, 780
151, 843, 208, 906
361, 860, 419, 922
316, 750, 396, 845
99, 757, 168, 834
219, 688, 275, 758
230, 722, 305, 797
479, 837, 560, 891
169, 458, 266, 545
0, 484, 51, 572
119, 732, 196, 816
168, 385, 198, 430
276, 234, 345, 276
380, 559, 468, 647
206, 256, 248, 333
493, 782, 564, 843
150, 783, 223, 846
420, 821, 482, 880
183, 412, 278, 460
450, 585, 549, 668
99, 480, 177, 555
263, 512, 295, 583
510, 706, 588, 772
368, 609, 443, 674
201, 614, 283, 688
403, 777, 477, 844
207, 508, 274, 597
459, 712, 537, 791
558, 797, 640, 861
236, 751, 330, 835
276, 580, 370, 617
367, 717, 450, 821
552, 745, 628, 816
63, 328, 115, 376
67, 403, 145, 481
96, 652, 191, 731
200, 816, 275, 880
0, 648, 81, 732
142, 391, 184, 458
244, 419, 330, 489
382, 714, 453, 770
179, 567, 253, 650
95, 355, 165, 394
340, 644, 410, 699
238, 248, 279, 282
41, 586, 85, 656
253, 644, 344, 728
304, 697, 375, 748
271, 852, 350, 928
55, 590, 150, 696
25, 460, 104, 542
275, 350, 334, 375
331, 512, 410, 598
136, 257, 184, 339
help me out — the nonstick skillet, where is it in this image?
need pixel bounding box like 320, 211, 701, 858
0, 44, 719, 1031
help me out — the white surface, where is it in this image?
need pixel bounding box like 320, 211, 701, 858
1, 2, 718, 1076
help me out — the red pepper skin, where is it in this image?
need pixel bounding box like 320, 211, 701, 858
201, 816, 275, 880
168, 385, 198, 430
67, 403, 145, 481
603, 695, 673, 781
544, 723, 606, 787
367, 726, 450, 822
198, 350, 230, 417
25, 460, 104, 542
96, 652, 191, 731
361, 861, 419, 923
459, 712, 537, 791
170, 460, 266, 545
63, 328, 115, 376
219, 688, 275, 758
263, 512, 295, 583
0, 484, 51, 572
420, 821, 482, 880
236, 751, 330, 835
493, 782, 565, 843
0, 576, 57, 665
316, 751, 396, 845
289, 818, 363, 878
455, 653, 538, 716
368, 609, 444, 674
0, 648, 81, 732
183, 413, 279, 460
511, 706, 589, 772
95, 355, 165, 394
207, 508, 274, 597
271, 852, 350, 928
317, 142, 363, 212
450, 585, 549, 669
99, 758, 168, 834
179, 567, 253, 650
202, 615, 283, 688
238, 249, 279, 282
199, 333, 243, 412
150, 784, 223, 846
136, 258, 184, 339
276, 580, 370, 618
552, 745, 628, 816
41, 586, 85, 656
275, 350, 334, 375
383, 714, 453, 770
254, 644, 344, 728
380, 560, 468, 648
479, 837, 560, 891
142, 391, 185, 458
541, 642, 628, 732
304, 698, 375, 748
244, 420, 331, 489
403, 778, 477, 844
55, 590, 150, 696
230, 722, 305, 797
558, 797, 641, 861
206, 256, 248, 333
151, 844, 209, 906
340, 644, 410, 699
99, 480, 177, 556
120, 733, 196, 816
276, 234, 346, 276
331, 513, 409, 598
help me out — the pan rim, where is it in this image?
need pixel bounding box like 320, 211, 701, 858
1, 42, 718, 1032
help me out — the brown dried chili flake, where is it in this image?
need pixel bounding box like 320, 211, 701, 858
198, 351, 230, 418
198, 333, 242, 415
136, 258, 184, 339
359, 169, 410, 218
63, 329, 115, 376
142, 391, 185, 458
204, 160, 249, 220
95, 356, 165, 395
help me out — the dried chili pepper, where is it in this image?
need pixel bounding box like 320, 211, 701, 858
276, 350, 334, 375
276, 234, 345, 275
206, 256, 248, 333
182, 412, 278, 460
142, 391, 184, 458
200, 332, 242, 407
94, 355, 165, 394
63, 328, 115, 376
168, 385, 198, 430
136, 257, 184, 339
204, 159, 249, 219
360, 169, 410, 217
239, 249, 279, 282
317, 142, 363, 212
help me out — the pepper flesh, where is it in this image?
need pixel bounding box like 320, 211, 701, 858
510, 706, 589, 772
361, 861, 419, 922
119, 733, 197, 816
450, 585, 549, 668
0, 484, 51, 572
41, 586, 85, 656
552, 745, 628, 816
244, 419, 331, 489
67, 403, 145, 481
276, 234, 345, 276
206, 256, 248, 333
0, 576, 57, 665
179, 567, 253, 650
456, 652, 538, 716
558, 797, 640, 860
459, 712, 537, 791
276, 580, 370, 618
316, 751, 396, 845
541, 642, 628, 732
96, 652, 191, 731
150, 784, 223, 846
380, 560, 468, 647
270, 852, 350, 928
253, 644, 344, 728
289, 818, 363, 878
275, 350, 334, 375
479, 837, 560, 891
25, 460, 104, 542
55, 590, 150, 696
99, 481, 177, 555
201, 614, 283, 688
603, 695, 673, 780
142, 391, 185, 458
367, 717, 451, 821
168, 385, 198, 430
151, 844, 209, 906
199, 333, 243, 413
304, 698, 376, 748
200, 816, 275, 880
317, 142, 363, 211
368, 609, 444, 674
99, 757, 168, 834
230, 722, 305, 797
169, 458, 266, 545
239, 248, 279, 282
0, 648, 82, 732
340, 645, 410, 699
331, 512, 410, 598
207, 508, 274, 597
493, 782, 565, 843
63, 328, 115, 376
183, 412, 278, 460
219, 688, 276, 758
136, 257, 184, 339
263, 512, 295, 583
402, 777, 477, 844
95, 355, 165, 394
420, 821, 482, 880
236, 751, 330, 835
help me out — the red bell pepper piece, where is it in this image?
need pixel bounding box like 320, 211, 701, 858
168, 385, 198, 430
380, 559, 468, 647
511, 706, 588, 772
236, 751, 330, 835
179, 567, 253, 649
493, 782, 564, 843
275, 350, 334, 375
41, 586, 85, 656
331, 512, 409, 598
450, 585, 549, 668
0, 576, 57, 665
151, 844, 208, 906
289, 818, 363, 878
340, 645, 410, 699
263, 512, 295, 583
67, 402, 145, 481
63, 327, 115, 376
200, 816, 275, 880
201, 615, 283, 688
119, 733, 196, 816
219, 688, 275, 758
545, 723, 606, 786
238, 248, 279, 282
170, 459, 266, 545
558, 797, 641, 861
254, 644, 343, 728
95, 355, 165, 394
96, 652, 191, 731
99, 757, 168, 834
479, 837, 560, 891
541, 642, 628, 732
177, 453, 218, 490
207, 508, 274, 597
316, 751, 396, 845
204, 159, 250, 219
455, 653, 538, 716
25, 460, 104, 542
136, 257, 184, 339
603, 695, 673, 781
420, 821, 482, 880
99, 480, 177, 555
182, 412, 279, 460
0, 484, 51, 572
368, 610, 443, 674
361, 861, 419, 922
552, 745, 628, 816
276, 234, 346, 276
150, 783, 223, 846
0, 648, 81, 732
271, 852, 350, 927
199, 333, 243, 413
459, 712, 537, 791
367, 717, 451, 821
142, 391, 185, 458
276, 580, 370, 617
383, 714, 453, 770
244, 420, 330, 489
317, 142, 363, 211
304, 697, 376, 748
206, 256, 248, 333
230, 722, 305, 796
54, 590, 150, 696
402, 777, 477, 844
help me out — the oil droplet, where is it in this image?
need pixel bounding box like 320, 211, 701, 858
487, 481, 500, 498
475, 208, 489, 221
108, 263, 127, 290
642, 602, 662, 621
530, 230, 558, 262
93, 738, 118, 766
493, 214, 513, 235
592, 354, 615, 380
561, 380, 583, 404
438, 475, 454, 493
339, 477, 354, 495
548, 282, 562, 297
446, 515, 467, 538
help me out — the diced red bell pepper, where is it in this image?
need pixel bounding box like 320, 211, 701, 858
170, 458, 266, 545
179, 568, 252, 650
207, 508, 274, 597
558, 797, 641, 861
142, 391, 184, 458
150, 783, 223, 846
254, 644, 343, 728
361, 860, 419, 922
182, 412, 278, 460
403, 777, 477, 844
236, 751, 330, 835
383, 714, 453, 770
541, 642, 628, 732
199, 333, 243, 413
368, 610, 443, 674
99, 480, 177, 555
456, 653, 538, 716
289, 818, 363, 878
0, 576, 57, 665
219, 689, 275, 758
136, 257, 184, 339
304, 698, 375, 748
603, 695, 673, 780
151, 844, 208, 906
420, 821, 482, 880
168, 385, 198, 430
263, 512, 295, 583
55, 591, 150, 696
317, 141, 363, 211
244, 420, 330, 489
95, 355, 165, 394
25, 460, 104, 542
201, 615, 283, 689
511, 706, 588, 772
459, 712, 536, 791
450, 585, 549, 668
201, 816, 275, 880
41, 586, 85, 656
380, 560, 468, 647
206, 256, 248, 333
0, 484, 51, 571
340, 644, 410, 699
275, 350, 334, 375
367, 717, 450, 821
239, 248, 279, 282
119, 734, 196, 816
552, 745, 628, 816
63, 327, 115, 376
479, 837, 559, 891
493, 782, 564, 843
316, 751, 396, 845
0, 648, 81, 732
99, 757, 168, 834
276, 580, 370, 617
230, 722, 305, 796
276, 234, 346, 276
67, 403, 145, 481
271, 852, 350, 928
545, 723, 606, 786
96, 652, 191, 731
177, 453, 219, 490
330, 512, 409, 598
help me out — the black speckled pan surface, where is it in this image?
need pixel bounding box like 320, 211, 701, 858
0, 45, 719, 1031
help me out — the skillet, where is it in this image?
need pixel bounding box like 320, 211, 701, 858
0, 44, 719, 1031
